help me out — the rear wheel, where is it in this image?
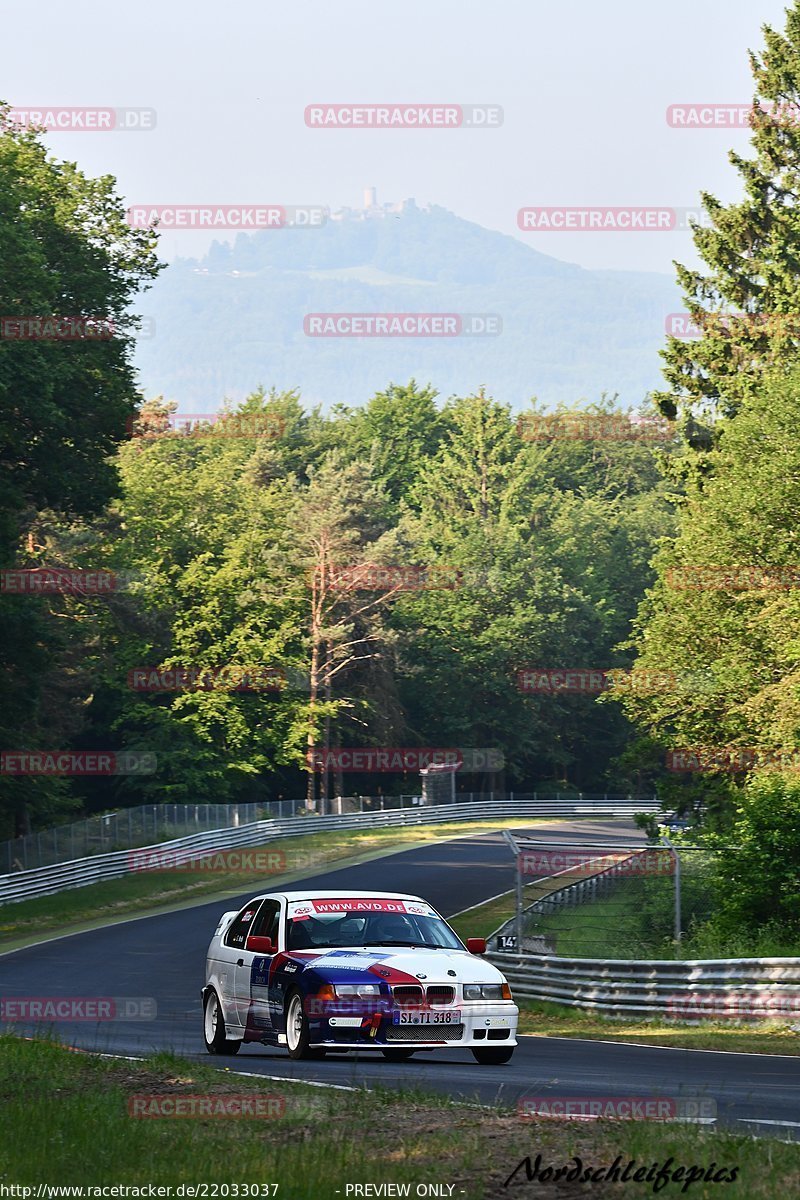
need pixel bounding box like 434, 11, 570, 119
381, 1049, 415, 1062
285, 991, 326, 1060
471, 1046, 514, 1065
203, 989, 240, 1056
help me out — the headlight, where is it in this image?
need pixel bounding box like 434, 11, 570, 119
463, 983, 507, 1000
333, 984, 381, 998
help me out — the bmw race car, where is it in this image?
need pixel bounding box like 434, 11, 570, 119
202, 889, 518, 1064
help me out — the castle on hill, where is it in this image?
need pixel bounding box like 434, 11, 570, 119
329, 188, 427, 222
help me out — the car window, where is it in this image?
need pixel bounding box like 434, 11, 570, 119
284, 909, 463, 951
225, 900, 264, 949
250, 899, 281, 945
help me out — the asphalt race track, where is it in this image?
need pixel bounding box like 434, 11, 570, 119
2, 821, 799, 1140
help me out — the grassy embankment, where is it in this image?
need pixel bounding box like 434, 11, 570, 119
1, 1036, 796, 1197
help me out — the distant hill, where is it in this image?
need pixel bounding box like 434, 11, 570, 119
132, 201, 680, 412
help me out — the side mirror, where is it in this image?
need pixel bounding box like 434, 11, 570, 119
466, 937, 487, 955
246, 934, 275, 954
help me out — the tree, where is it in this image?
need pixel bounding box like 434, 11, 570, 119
655, 3, 800, 462
393, 392, 674, 790
618, 363, 800, 815
0, 110, 161, 562
0, 112, 160, 835
335, 380, 450, 511
286, 455, 399, 811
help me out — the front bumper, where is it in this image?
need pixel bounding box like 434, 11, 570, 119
307, 1003, 519, 1049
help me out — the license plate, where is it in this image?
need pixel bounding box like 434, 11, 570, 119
392, 1009, 461, 1026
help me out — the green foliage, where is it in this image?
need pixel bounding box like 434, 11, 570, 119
655, 1, 800, 463
701, 774, 800, 938
0, 113, 161, 835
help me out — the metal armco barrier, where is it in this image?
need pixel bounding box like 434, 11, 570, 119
485, 950, 800, 1020
0, 796, 654, 906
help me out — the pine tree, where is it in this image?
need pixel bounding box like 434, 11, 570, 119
656, 2, 800, 458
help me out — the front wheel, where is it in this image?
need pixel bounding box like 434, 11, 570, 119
285, 991, 326, 1060
382, 1049, 415, 1062
471, 1046, 514, 1065
203, 989, 241, 1056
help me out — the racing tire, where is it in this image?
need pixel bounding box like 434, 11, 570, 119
203, 989, 241, 1056
285, 990, 326, 1061
471, 1047, 514, 1065
381, 1049, 416, 1062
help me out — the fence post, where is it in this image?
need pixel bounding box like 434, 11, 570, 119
662, 836, 682, 953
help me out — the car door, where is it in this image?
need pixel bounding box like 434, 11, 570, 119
238, 898, 282, 1036
218, 899, 266, 1027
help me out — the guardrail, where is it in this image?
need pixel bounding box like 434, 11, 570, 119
0, 795, 655, 906
485, 950, 800, 1020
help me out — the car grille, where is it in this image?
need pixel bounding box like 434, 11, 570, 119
391, 984, 456, 1006
392, 985, 424, 1006
426, 986, 456, 1006
385, 1023, 464, 1042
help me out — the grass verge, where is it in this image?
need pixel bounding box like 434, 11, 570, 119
451, 892, 800, 1057
0, 819, 541, 952
1, 1035, 797, 1197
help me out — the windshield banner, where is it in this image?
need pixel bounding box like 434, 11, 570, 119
287, 897, 434, 920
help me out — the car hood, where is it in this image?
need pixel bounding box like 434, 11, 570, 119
291, 946, 505, 985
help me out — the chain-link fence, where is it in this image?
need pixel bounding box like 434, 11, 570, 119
0, 791, 654, 873
489, 835, 719, 960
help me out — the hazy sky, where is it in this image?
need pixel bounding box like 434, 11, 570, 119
1, 0, 789, 274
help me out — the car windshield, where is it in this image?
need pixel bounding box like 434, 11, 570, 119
284, 907, 464, 952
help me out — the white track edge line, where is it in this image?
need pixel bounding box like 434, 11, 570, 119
517, 1033, 800, 1059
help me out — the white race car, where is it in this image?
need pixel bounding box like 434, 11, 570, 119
203, 889, 518, 1063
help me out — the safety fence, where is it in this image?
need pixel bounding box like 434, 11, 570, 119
485, 949, 800, 1021
0, 791, 652, 874
0, 794, 656, 906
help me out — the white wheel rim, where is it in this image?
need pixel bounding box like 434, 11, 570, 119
204, 993, 219, 1044
287, 995, 303, 1051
